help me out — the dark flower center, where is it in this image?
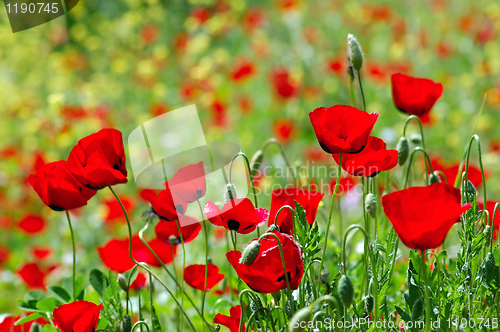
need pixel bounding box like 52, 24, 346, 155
227, 219, 240, 231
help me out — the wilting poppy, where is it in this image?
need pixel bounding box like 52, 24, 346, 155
270, 68, 298, 99
0, 315, 47, 332
391, 73, 443, 118
184, 263, 225, 291
17, 262, 57, 289
227, 231, 303, 293
68, 128, 128, 189
478, 201, 500, 240
155, 215, 201, 244
102, 196, 135, 223
53, 301, 102, 332
97, 236, 176, 273
205, 198, 269, 234
149, 185, 188, 221
29, 160, 97, 211
18, 214, 46, 234
214, 305, 244, 332
382, 183, 472, 250
309, 105, 379, 154
268, 188, 324, 234
332, 136, 398, 177
169, 161, 206, 203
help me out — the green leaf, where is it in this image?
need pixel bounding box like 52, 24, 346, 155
18, 300, 38, 311
14, 313, 44, 325
25, 291, 45, 302
96, 317, 109, 330
41, 325, 56, 332
47, 286, 71, 304
36, 297, 57, 312
395, 305, 412, 322
151, 305, 162, 332
89, 269, 109, 297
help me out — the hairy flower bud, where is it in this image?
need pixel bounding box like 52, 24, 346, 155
289, 307, 312, 332
120, 315, 132, 332
267, 224, 281, 233
338, 275, 354, 308
396, 137, 409, 166
365, 193, 377, 219
224, 183, 237, 203
463, 180, 476, 203
484, 251, 496, 283
429, 171, 440, 184
30, 323, 40, 332
364, 295, 374, 314
117, 273, 128, 292
250, 150, 264, 178
484, 225, 491, 247
239, 240, 261, 266
347, 34, 363, 71
320, 269, 330, 284
411, 299, 424, 320
168, 235, 177, 246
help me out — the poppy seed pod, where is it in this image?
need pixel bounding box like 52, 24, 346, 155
288, 307, 312, 332
250, 149, 264, 178
365, 193, 377, 218
117, 273, 128, 292
411, 299, 424, 320
484, 251, 496, 283
396, 137, 409, 166
224, 183, 237, 203
239, 240, 261, 266
338, 275, 354, 308
347, 34, 363, 71
429, 171, 440, 184
120, 315, 132, 332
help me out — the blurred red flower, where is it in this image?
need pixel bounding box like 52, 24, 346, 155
332, 137, 398, 177
149, 185, 188, 221
31, 247, 52, 260
169, 161, 206, 203
17, 262, 57, 289
140, 24, 159, 45
18, 214, 46, 234
309, 105, 378, 154
130, 272, 148, 290
98, 236, 175, 273
230, 58, 255, 82
155, 215, 201, 244
138, 188, 157, 202
382, 183, 472, 250
268, 188, 324, 234
329, 176, 358, 195
270, 69, 298, 99
184, 263, 225, 291
430, 157, 487, 188
214, 305, 244, 332
273, 119, 296, 144
102, 196, 135, 223
0, 315, 47, 332
205, 198, 268, 234
29, 160, 97, 211
327, 58, 346, 76
391, 73, 443, 119
0, 246, 10, 265
191, 7, 211, 24
243, 7, 263, 33
227, 231, 303, 293
211, 99, 228, 127
53, 301, 102, 332
68, 128, 128, 189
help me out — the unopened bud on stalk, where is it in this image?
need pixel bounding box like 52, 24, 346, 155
271, 291, 281, 303
411, 299, 424, 320
239, 240, 261, 266
347, 34, 363, 71
267, 224, 280, 233
168, 235, 177, 246
365, 193, 377, 219
224, 183, 237, 203
484, 251, 496, 283
117, 273, 128, 292
30, 323, 40, 332
429, 171, 440, 184
120, 315, 132, 332
249, 150, 264, 178
214, 326, 221, 332
320, 269, 330, 284
483, 225, 491, 247
288, 307, 312, 332
396, 137, 409, 166
364, 295, 374, 314
463, 180, 476, 203
338, 275, 354, 308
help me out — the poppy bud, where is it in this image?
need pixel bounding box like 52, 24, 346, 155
288, 307, 312, 332
320, 269, 329, 284
250, 150, 264, 178
267, 224, 281, 233
463, 180, 476, 203
411, 299, 424, 320
224, 183, 237, 203
365, 193, 377, 219
30, 323, 40, 332
239, 240, 261, 266
120, 315, 132, 332
272, 291, 281, 303
396, 137, 409, 166
484, 251, 496, 283
429, 171, 440, 184
483, 225, 491, 247
117, 273, 128, 292
338, 275, 354, 308
168, 235, 177, 246
364, 295, 374, 314
408, 133, 422, 145
347, 34, 363, 71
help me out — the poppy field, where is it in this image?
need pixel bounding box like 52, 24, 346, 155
1, 0, 500, 331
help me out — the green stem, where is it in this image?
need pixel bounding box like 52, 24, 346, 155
132, 322, 151, 332
420, 250, 431, 332
64, 210, 76, 300
403, 148, 434, 189
228, 152, 259, 209
357, 70, 366, 111
402, 115, 427, 150
197, 200, 209, 320
462, 134, 487, 204
349, 68, 357, 108
174, 219, 187, 332
260, 138, 296, 181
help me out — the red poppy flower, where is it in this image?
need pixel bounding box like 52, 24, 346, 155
273, 119, 296, 144
227, 231, 303, 293
184, 263, 225, 291
211, 98, 227, 127
68, 128, 128, 189
213, 285, 239, 296
430, 157, 487, 188
102, 196, 135, 223
28, 160, 97, 211
17, 262, 57, 289
130, 272, 148, 290
205, 198, 268, 234
332, 136, 398, 177
329, 176, 358, 195
138, 188, 157, 202
327, 58, 346, 76
478, 201, 499, 240
149, 185, 188, 221
214, 305, 244, 332
391, 73, 443, 118
53, 301, 103, 332
97, 236, 175, 273
155, 215, 201, 244
169, 161, 206, 203
0, 316, 47, 332
18, 214, 46, 234
381, 183, 472, 250
0, 245, 10, 265
309, 105, 379, 154
268, 188, 324, 234
231, 58, 255, 82
270, 69, 298, 99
